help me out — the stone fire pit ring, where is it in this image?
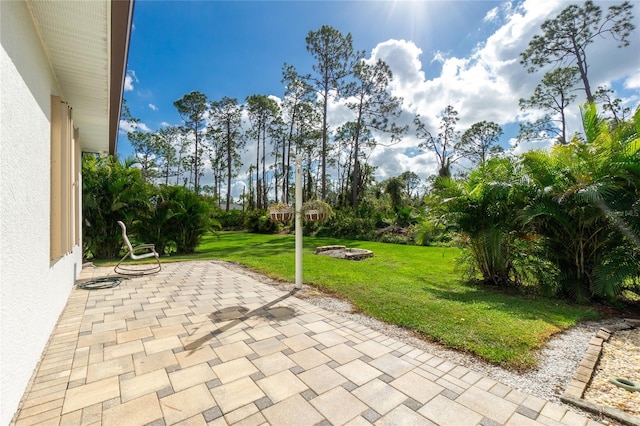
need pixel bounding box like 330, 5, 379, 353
315, 245, 373, 261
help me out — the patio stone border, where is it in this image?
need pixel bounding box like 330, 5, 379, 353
561, 318, 640, 426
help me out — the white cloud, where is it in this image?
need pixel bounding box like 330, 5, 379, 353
124, 70, 138, 92
119, 119, 136, 133
370, 40, 425, 91
352, 0, 640, 183
509, 137, 553, 156
119, 119, 150, 133
484, 6, 499, 23
625, 70, 640, 90
124, 76, 133, 92
430, 50, 448, 66
326, 90, 354, 130
149, 103, 158, 111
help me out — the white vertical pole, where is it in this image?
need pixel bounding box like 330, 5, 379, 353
295, 156, 302, 289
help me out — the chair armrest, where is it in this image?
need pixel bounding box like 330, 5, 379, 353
132, 244, 157, 252
129, 243, 160, 261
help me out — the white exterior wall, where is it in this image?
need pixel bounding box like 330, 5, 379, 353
0, 1, 83, 423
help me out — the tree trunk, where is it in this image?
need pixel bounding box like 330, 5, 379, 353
261, 126, 267, 208
351, 103, 364, 208
226, 120, 232, 211
284, 108, 295, 203
194, 128, 199, 194
255, 122, 261, 209
321, 87, 328, 200
572, 37, 593, 103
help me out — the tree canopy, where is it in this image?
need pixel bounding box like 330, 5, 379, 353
306, 25, 357, 200
173, 91, 208, 194
521, 0, 635, 103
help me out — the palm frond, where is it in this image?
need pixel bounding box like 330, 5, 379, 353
592, 250, 640, 299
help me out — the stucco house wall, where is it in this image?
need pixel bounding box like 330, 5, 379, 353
0, 2, 84, 423
0, 0, 133, 422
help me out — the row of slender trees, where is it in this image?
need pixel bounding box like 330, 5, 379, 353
125, 1, 634, 213
124, 0, 634, 210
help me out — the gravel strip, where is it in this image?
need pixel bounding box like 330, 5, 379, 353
300, 294, 606, 404
215, 261, 629, 423
583, 328, 640, 417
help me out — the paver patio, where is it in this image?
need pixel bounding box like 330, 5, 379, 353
12, 261, 603, 425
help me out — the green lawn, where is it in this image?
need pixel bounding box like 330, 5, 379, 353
109, 231, 600, 368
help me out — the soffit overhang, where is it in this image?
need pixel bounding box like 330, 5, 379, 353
26, 0, 133, 155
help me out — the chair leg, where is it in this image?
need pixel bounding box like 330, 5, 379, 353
114, 255, 161, 276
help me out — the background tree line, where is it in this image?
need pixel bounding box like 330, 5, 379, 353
85, 0, 638, 302
125, 1, 634, 210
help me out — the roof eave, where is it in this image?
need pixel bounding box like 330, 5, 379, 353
109, 0, 134, 156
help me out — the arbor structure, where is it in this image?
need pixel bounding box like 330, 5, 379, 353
173, 91, 208, 194
519, 67, 579, 144
306, 25, 355, 200
457, 121, 503, 166
521, 0, 635, 103
415, 105, 460, 178
209, 97, 244, 211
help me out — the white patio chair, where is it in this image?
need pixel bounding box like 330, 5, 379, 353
114, 221, 161, 275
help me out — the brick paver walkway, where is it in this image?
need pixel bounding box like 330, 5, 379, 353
12, 261, 602, 425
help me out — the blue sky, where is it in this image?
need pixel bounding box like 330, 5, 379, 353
123, 1, 503, 123
120, 0, 640, 195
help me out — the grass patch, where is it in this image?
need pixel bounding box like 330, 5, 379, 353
100, 231, 600, 368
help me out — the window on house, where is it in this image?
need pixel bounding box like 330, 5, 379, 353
50, 95, 78, 261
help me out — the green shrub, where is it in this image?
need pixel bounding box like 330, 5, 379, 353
376, 231, 412, 245
520, 105, 640, 301
355, 202, 387, 228
412, 220, 448, 246
163, 186, 215, 254
82, 155, 148, 259
394, 206, 417, 227
134, 188, 174, 255
317, 213, 376, 240
244, 209, 280, 234
83, 155, 219, 257
436, 157, 530, 288
215, 209, 246, 230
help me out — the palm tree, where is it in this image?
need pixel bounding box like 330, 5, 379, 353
521, 104, 640, 301
82, 155, 148, 259
436, 157, 530, 287
163, 186, 214, 254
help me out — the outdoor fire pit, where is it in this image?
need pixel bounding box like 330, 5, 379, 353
315, 245, 373, 261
